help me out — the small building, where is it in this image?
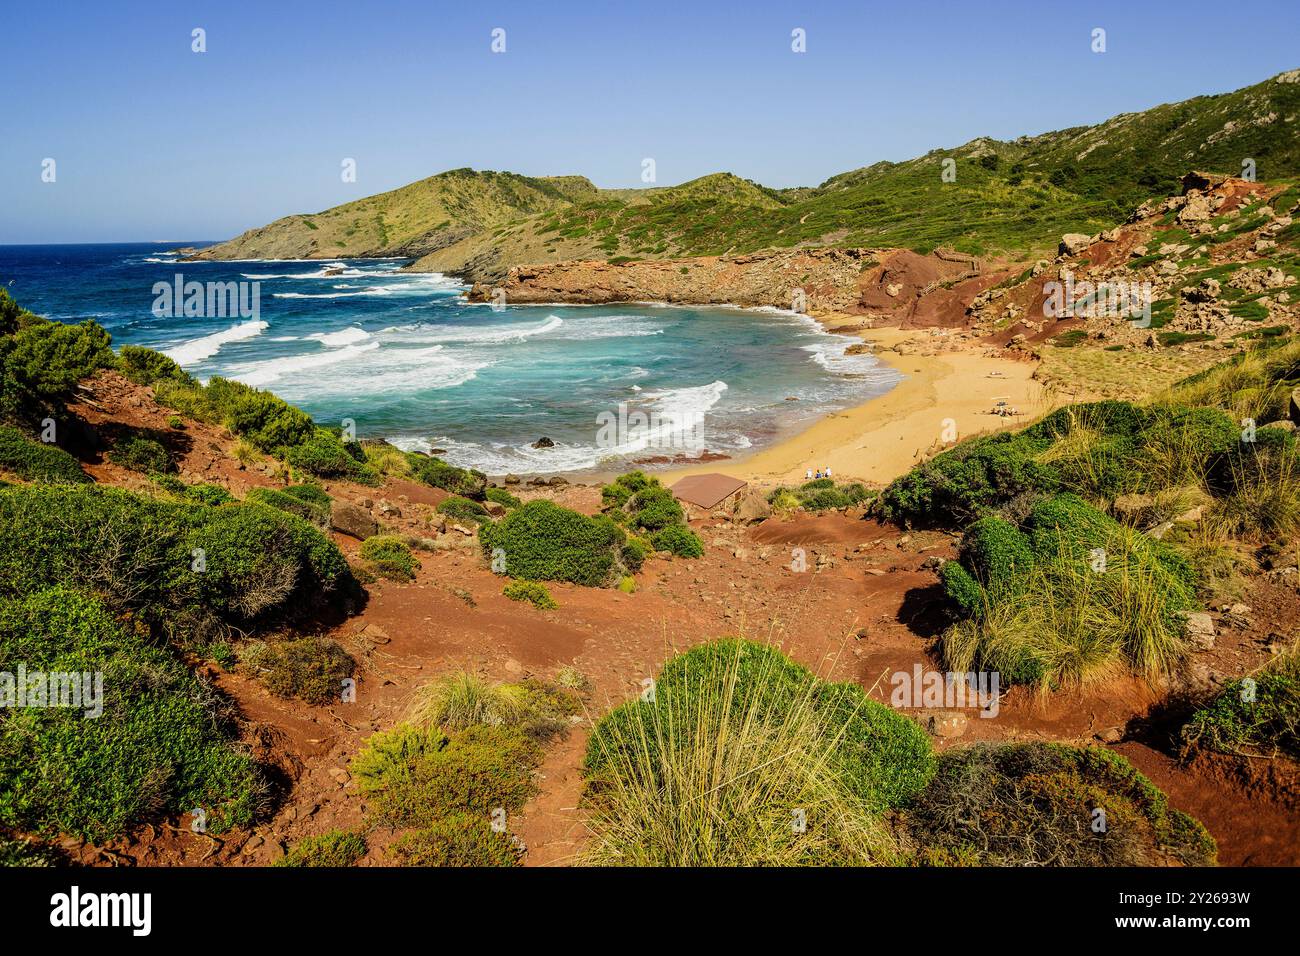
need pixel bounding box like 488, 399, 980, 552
670, 473, 748, 513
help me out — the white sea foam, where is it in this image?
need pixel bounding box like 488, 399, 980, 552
163, 319, 268, 366
233, 343, 489, 396
379, 315, 565, 345
228, 340, 381, 386
307, 327, 371, 347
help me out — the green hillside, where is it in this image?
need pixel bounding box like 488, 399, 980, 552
194, 69, 1300, 274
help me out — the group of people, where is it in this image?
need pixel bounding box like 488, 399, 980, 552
805, 467, 833, 480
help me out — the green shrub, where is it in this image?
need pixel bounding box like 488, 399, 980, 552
352, 724, 542, 827
0, 588, 267, 842
620, 537, 648, 572
0, 485, 353, 625
108, 435, 173, 474
117, 345, 195, 387
0, 426, 88, 483
0, 836, 64, 867
360, 534, 419, 581
389, 814, 520, 867
649, 524, 703, 558
813, 681, 937, 812
600, 470, 654, 510
1181, 644, 1300, 760
904, 742, 1216, 866
409, 454, 486, 499
245, 486, 329, 527
588, 640, 933, 813
281, 482, 332, 509
242, 636, 354, 705
205, 377, 316, 453
880, 431, 1057, 528
274, 829, 367, 867
152, 474, 234, 506
952, 516, 1035, 605
485, 487, 521, 509
503, 580, 558, 609
941, 494, 1196, 687
0, 317, 114, 421
480, 500, 627, 586
286, 429, 377, 484
628, 486, 684, 531
437, 496, 491, 525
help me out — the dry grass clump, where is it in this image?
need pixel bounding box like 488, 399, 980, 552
580, 641, 904, 866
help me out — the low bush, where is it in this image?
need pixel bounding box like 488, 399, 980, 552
0, 314, 114, 422
1181, 643, 1300, 760
359, 534, 419, 581
242, 636, 355, 705
503, 580, 558, 609
389, 814, 521, 867
351, 724, 542, 827
245, 486, 329, 527
768, 479, 873, 512
151, 474, 234, 506
480, 500, 628, 586
437, 496, 491, 525
408, 454, 486, 500
0, 588, 268, 842
940, 494, 1196, 688
0, 426, 88, 483
649, 524, 703, 558
108, 436, 173, 474
485, 487, 521, 509
0, 484, 354, 626
117, 345, 195, 387
904, 742, 1216, 866
274, 829, 366, 867
286, 429, 377, 484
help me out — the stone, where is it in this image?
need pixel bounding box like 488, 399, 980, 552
920, 710, 968, 739
375, 499, 402, 518
330, 502, 378, 540
504, 474, 521, 485
484, 501, 507, 517
531, 436, 555, 449
1184, 612, 1216, 651
732, 490, 772, 524
1059, 233, 1092, 256
1177, 191, 1212, 224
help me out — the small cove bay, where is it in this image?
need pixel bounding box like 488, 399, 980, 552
0, 242, 901, 475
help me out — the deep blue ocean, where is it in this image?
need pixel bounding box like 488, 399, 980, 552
0, 242, 900, 474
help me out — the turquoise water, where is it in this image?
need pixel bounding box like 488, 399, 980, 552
0, 243, 900, 474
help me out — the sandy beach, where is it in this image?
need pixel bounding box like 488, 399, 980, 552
664, 316, 1051, 488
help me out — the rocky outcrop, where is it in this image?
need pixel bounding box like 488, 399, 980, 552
468, 248, 879, 312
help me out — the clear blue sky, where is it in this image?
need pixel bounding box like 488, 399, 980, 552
3, 0, 1297, 243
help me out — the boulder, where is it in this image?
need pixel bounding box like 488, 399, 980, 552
732, 490, 772, 524
330, 502, 378, 540
484, 501, 507, 517
1177, 191, 1213, 224
1183, 612, 1216, 651
531, 436, 555, 449
1059, 233, 1092, 256
504, 474, 521, 485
